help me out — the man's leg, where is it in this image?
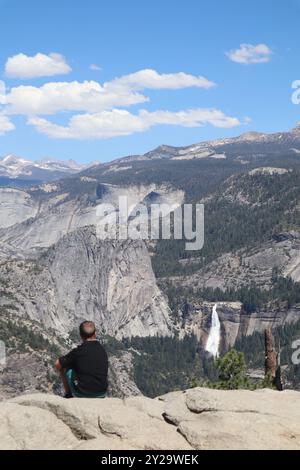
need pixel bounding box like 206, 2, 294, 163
59, 368, 72, 396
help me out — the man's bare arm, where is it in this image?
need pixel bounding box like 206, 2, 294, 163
55, 359, 63, 371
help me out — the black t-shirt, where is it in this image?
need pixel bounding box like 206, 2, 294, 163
59, 341, 108, 394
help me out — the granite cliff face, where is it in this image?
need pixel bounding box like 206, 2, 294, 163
0, 180, 181, 341
0, 227, 172, 338
0, 182, 183, 257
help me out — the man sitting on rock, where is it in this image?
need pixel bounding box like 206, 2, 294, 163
55, 321, 108, 398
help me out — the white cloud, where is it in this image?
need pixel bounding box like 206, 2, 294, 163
4, 69, 216, 116
28, 108, 240, 140
90, 64, 101, 71
109, 69, 215, 90
226, 44, 272, 64
5, 80, 148, 115
28, 111, 148, 139
5, 53, 72, 79
1, 66, 242, 140
141, 109, 240, 128
0, 115, 15, 135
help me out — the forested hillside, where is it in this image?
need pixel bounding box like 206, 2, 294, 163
152, 170, 300, 277
162, 273, 300, 315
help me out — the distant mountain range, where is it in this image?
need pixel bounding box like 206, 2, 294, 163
117, 123, 300, 163
2, 123, 300, 188
0, 154, 98, 186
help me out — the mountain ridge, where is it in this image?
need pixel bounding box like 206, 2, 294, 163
107, 123, 300, 165
2, 123, 300, 186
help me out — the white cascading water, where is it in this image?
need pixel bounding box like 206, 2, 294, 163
205, 303, 221, 358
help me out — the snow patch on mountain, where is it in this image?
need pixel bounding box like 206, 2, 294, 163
249, 167, 290, 176
0, 155, 99, 181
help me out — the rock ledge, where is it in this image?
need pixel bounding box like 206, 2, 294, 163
1, 388, 300, 450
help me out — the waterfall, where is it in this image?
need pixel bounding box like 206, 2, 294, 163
205, 303, 221, 358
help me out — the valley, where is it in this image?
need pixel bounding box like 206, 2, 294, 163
1, 124, 300, 398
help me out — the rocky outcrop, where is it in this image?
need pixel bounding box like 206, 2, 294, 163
1, 388, 300, 450
108, 352, 142, 398
0, 353, 55, 400
172, 232, 300, 290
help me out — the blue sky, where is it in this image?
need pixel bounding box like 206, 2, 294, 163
0, 0, 300, 163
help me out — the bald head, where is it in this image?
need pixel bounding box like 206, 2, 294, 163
79, 321, 96, 340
